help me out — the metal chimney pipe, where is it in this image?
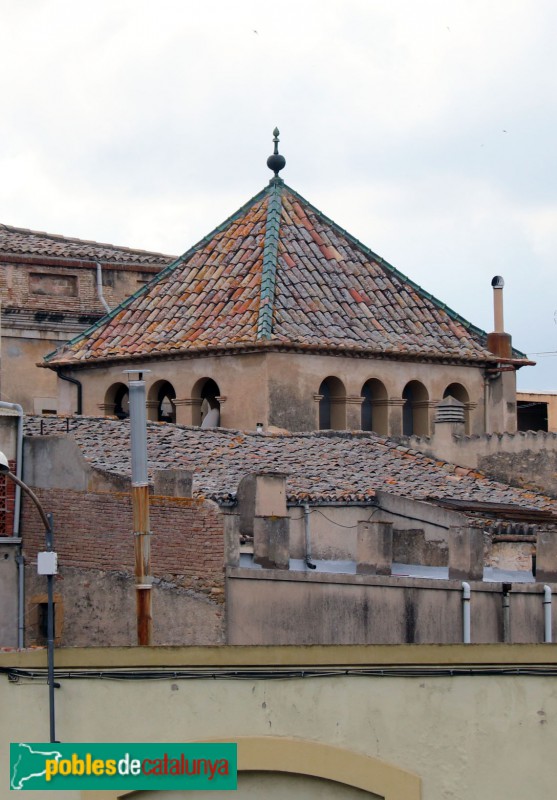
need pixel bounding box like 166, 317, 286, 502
492, 275, 505, 333
127, 372, 152, 645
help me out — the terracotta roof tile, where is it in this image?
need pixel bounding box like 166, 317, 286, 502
23, 416, 557, 523
45, 182, 528, 367
0, 223, 174, 268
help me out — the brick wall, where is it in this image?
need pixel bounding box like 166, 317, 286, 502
21, 489, 225, 598
0, 460, 16, 536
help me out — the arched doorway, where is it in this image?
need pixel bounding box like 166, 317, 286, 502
402, 381, 429, 436
361, 379, 388, 434
318, 377, 346, 430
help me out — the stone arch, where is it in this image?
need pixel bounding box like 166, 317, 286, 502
147, 380, 176, 423
100, 737, 420, 800
103, 382, 129, 419
443, 382, 471, 433
318, 377, 346, 430
191, 378, 221, 427
361, 379, 388, 434
402, 380, 429, 436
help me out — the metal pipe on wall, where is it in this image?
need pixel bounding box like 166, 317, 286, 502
502, 583, 512, 643
127, 373, 153, 645
543, 585, 552, 643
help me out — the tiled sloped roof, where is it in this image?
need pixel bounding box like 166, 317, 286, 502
24, 417, 557, 518
44, 179, 528, 367
0, 223, 174, 268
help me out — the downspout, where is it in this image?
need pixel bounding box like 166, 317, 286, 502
96, 262, 111, 314
502, 583, 512, 643
303, 503, 316, 570
55, 369, 82, 415
483, 375, 490, 435
462, 582, 471, 644
543, 585, 552, 643
0, 401, 24, 648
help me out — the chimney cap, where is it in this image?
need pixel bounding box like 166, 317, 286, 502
491, 275, 504, 288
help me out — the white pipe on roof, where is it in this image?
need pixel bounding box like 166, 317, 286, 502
543, 585, 552, 643
462, 582, 471, 644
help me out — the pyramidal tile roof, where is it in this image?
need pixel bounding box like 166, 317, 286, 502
44, 176, 527, 367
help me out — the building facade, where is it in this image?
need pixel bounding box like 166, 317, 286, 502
0, 223, 173, 413
44, 145, 532, 436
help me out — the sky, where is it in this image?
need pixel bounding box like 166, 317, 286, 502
1, 0, 556, 391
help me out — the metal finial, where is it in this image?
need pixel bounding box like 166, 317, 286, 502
267, 128, 286, 177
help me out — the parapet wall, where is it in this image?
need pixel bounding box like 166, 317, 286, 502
403, 428, 557, 497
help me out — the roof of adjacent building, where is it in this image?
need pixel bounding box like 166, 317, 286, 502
44, 176, 529, 368
0, 223, 174, 269
24, 416, 557, 524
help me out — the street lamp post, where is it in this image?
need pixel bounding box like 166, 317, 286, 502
0, 452, 58, 742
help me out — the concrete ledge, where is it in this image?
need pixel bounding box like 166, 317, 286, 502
2, 642, 557, 670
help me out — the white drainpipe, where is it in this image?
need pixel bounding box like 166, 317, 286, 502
462, 582, 471, 644
303, 503, 316, 570
96, 262, 111, 314
0, 401, 24, 647
543, 585, 552, 643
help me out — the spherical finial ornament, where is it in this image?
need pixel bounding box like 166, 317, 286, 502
491, 276, 505, 288
267, 127, 286, 177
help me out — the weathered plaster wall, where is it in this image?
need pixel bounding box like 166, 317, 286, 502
63, 352, 270, 430
226, 569, 555, 645
1, 644, 556, 800
266, 351, 488, 434
18, 437, 226, 645
286, 496, 465, 562
24, 566, 223, 647
1, 259, 163, 414
405, 427, 557, 497
57, 349, 498, 434
0, 541, 18, 646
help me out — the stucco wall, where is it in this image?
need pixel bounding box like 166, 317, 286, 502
56, 349, 501, 435
1, 644, 556, 800
405, 427, 557, 497
1, 259, 163, 414
226, 568, 555, 645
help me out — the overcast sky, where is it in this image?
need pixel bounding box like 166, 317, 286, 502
1, 0, 556, 391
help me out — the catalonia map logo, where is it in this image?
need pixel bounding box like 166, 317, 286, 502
10, 742, 237, 790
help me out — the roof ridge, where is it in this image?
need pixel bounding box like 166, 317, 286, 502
257, 179, 283, 339
280, 184, 527, 359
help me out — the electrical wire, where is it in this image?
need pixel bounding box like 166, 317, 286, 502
3, 665, 557, 682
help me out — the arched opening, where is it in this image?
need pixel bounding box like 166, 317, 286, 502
402, 381, 429, 436
318, 377, 346, 430
109, 737, 420, 800
192, 378, 221, 427
148, 380, 176, 423
361, 379, 388, 434
443, 383, 470, 433
104, 382, 129, 419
